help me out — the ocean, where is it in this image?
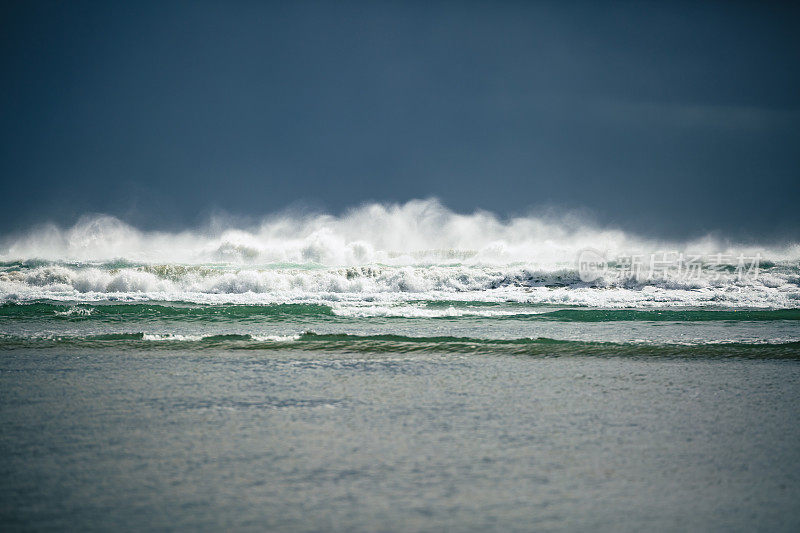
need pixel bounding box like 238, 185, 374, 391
1, 201, 799, 531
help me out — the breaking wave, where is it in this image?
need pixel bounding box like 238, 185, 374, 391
2, 199, 797, 265
0, 261, 799, 308
0, 200, 798, 309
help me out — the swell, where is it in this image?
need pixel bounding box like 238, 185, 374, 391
1, 331, 798, 358
0, 302, 335, 320
516, 308, 800, 322
2, 302, 799, 322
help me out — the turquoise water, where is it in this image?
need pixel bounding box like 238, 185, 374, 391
2, 300, 800, 356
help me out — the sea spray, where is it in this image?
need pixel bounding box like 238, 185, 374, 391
3, 199, 797, 264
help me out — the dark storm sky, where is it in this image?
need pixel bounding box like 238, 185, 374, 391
1, 1, 799, 240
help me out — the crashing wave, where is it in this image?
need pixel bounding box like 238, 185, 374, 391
0, 200, 798, 309
0, 261, 798, 309
2, 199, 797, 265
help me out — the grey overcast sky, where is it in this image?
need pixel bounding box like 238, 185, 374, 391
1, 1, 799, 240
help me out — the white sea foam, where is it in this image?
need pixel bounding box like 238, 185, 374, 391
0, 262, 798, 308
1, 200, 798, 309
2, 199, 797, 265
141, 333, 204, 341
329, 304, 554, 318
54, 306, 94, 317
250, 334, 302, 342
139, 333, 300, 342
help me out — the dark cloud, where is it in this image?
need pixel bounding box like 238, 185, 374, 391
1, 1, 798, 240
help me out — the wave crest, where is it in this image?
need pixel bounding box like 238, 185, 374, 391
3, 199, 797, 265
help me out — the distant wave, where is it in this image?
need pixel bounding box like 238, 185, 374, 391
1, 200, 798, 310
2, 199, 797, 264
1, 262, 798, 308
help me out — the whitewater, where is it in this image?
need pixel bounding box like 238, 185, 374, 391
1, 199, 799, 313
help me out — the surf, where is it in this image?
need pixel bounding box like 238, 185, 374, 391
2, 199, 798, 265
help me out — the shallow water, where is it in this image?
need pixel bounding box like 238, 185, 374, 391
1, 348, 799, 531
